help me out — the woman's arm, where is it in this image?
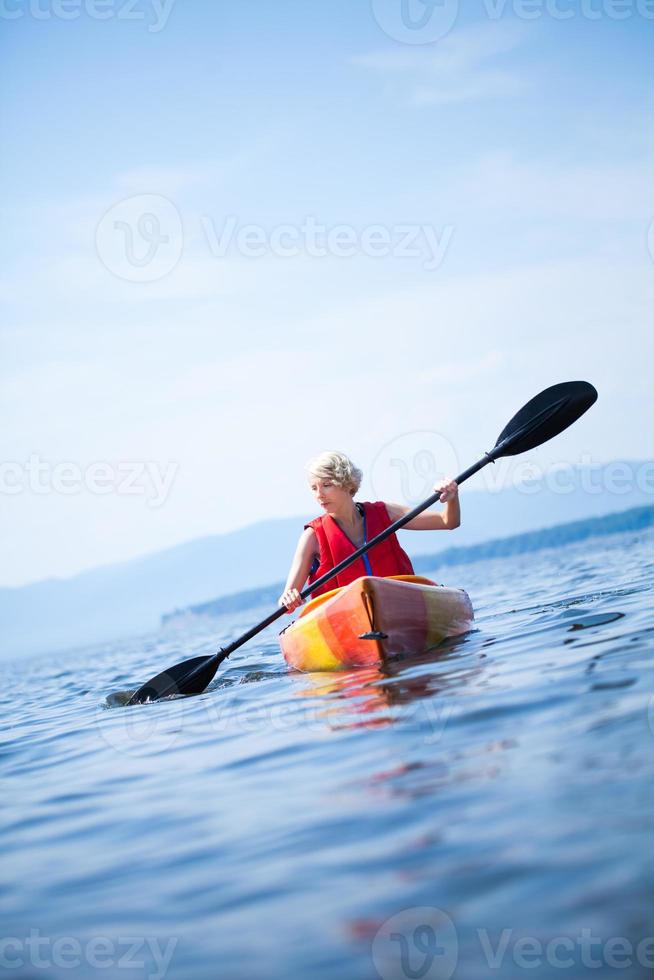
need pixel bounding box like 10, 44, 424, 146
279, 527, 318, 612
385, 479, 460, 530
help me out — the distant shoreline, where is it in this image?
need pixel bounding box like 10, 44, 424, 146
163, 504, 654, 625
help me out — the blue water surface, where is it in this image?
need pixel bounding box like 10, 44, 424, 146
2, 527, 653, 980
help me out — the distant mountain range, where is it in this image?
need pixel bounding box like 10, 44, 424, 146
2, 460, 652, 660
163, 504, 654, 625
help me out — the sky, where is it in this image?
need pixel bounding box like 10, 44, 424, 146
1, 0, 653, 587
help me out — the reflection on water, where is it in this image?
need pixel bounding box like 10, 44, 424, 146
294, 634, 483, 732
1, 527, 653, 980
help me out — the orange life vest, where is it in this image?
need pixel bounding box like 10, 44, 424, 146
305, 501, 414, 597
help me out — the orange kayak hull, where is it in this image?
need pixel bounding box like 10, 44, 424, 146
279, 575, 474, 672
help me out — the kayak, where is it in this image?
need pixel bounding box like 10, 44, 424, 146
279, 574, 474, 672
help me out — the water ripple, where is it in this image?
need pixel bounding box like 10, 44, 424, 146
2, 527, 653, 979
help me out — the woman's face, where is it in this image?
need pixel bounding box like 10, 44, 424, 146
308, 474, 351, 512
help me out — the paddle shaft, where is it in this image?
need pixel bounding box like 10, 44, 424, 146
127, 381, 598, 702
211, 452, 494, 667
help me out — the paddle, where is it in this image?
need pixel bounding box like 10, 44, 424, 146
127, 380, 597, 705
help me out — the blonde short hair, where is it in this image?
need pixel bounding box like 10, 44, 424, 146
306, 451, 362, 497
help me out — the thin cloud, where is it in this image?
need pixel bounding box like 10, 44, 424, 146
115, 164, 228, 197
416, 350, 506, 385
353, 20, 528, 105
439, 150, 654, 220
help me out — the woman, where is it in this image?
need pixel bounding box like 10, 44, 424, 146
280, 450, 460, 613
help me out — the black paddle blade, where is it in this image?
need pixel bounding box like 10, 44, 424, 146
127, 654, 220, 705
492, 381, 598, 459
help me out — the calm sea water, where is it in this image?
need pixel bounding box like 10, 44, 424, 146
2, 527, 653, 980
